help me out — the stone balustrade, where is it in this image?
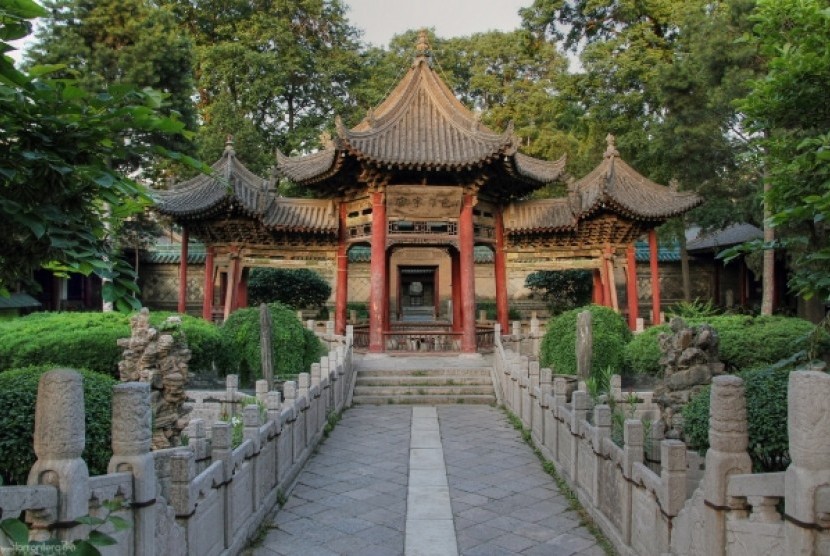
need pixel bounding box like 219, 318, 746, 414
0, 334, 355, 556
493, 329, 830, 556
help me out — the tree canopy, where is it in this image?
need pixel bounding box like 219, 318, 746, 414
1, 0, 199, 308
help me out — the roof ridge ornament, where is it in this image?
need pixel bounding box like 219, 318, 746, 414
414, 29, 432, 65
669, 178, 680, 192
319, 130, 335, 149
604, 133, 619, 159
225, 135, 235, 155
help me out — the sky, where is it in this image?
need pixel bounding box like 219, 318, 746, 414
9, 0, 534, 62
344, 0, 533, 47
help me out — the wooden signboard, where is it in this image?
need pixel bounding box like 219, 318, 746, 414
386, 186, 462, 219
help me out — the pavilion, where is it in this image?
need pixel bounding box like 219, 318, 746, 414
153, 32, 700, 353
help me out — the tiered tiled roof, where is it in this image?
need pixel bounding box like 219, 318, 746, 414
153, 140, 337, 235
505, 135, 702, 236
275, 31, 566, 193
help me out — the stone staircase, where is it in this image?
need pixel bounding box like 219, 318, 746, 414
351, 355, 497, 405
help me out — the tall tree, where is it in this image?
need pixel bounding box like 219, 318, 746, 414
736, 0, 830, 303
160, 0, 364, 174
521, 0, 763, 300
28, 0, 198, 175
0, 0, 197, 309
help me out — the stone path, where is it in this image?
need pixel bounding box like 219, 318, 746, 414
249, 405, 605, 556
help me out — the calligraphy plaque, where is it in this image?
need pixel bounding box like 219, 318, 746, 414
386, 186, 462, 219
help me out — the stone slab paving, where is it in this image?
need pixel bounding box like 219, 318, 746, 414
250, 404, 605, 556
250, 406, 411, 556
439, 406, 606, 556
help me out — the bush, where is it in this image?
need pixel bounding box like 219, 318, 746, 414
622, 315, 829, 376
248, 268, 331, 309
699, 315, 828, 371
682, 357, 802, 472
0, 366, 116, 485
540, 305, 631, 376
524, 270, 592, 314
219, 303, 325, 385
346, 302, 368, 320
623, 324, 670, 376
0, 311, 224, 378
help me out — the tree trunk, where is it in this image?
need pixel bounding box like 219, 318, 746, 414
762, 169, 775, 316
680, 223, 691, 302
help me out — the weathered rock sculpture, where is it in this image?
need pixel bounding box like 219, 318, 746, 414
117, 308, 192, 449
654, 317, 724, 439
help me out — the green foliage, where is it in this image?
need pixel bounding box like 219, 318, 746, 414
346, 302, 368, 320
248, 268, 331, 309
0, 311, 224, 377
732, 0, 830, 301
585, 366, 614, 403
667, 299, 720, 319
159, 0, 364, 174
683, 356, 808, 472
0, 366, 115, 485
540, 305, 631, 376
1, 498, 130, 555
475, 301, 521, 321
624, 315, 828, 375
697, 315, 827, 371
28, 0, 197, 159
219, 303, 324, 385
525, 270, 592, 315
623, 325, 670, 376
0, 2, 201, 306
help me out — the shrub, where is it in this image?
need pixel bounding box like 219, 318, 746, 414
0, 311, 224, 377
248, 268, 331, 309
219, 303, 324, 385
346, 302, 368, 320
622, 315, 829, 376
682, 356, 803, 472
699, 315, 828, 371
524, 270, 592, 314
0, 366, 115, 485
623, 324, 670, 376
540, 305, 631, 376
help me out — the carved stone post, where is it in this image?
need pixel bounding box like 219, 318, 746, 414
576, 310, 592, 381
255, 380, 268, 405
704, 375, 752, 556
225, 374, 239, 417
593, 404, 612, 506
660, 440, 687, 517
109, 382, 156, 556
27, 370, 90, 542
785, 370, 830, 554
622, 420, 644, 544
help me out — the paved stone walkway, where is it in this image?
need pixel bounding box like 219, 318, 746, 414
249, 405, 605, 556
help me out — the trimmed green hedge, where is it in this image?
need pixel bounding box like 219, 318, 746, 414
622, 315, 828, 376
219, 303, 325, 385
0, 366, 115, 485
540, 305, 631, 376
0, 311, 224, 378
682, 360, 798, 472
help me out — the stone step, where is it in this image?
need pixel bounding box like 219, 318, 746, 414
354, 385, 495, 397
351, 394, 496, 405
356, 368, 492, 378
356, 376, 491, 386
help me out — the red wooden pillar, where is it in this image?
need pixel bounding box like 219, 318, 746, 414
459, 193, 477, 353
177, 227, 189, 314
494, 206, 509, 332
202, 247, 215, 321
224, 248, 241, 321
625, 244, 639, 330
648, 230, 662, 325
451, 250, 462, 332
369, 190, 387, 352
335, 202, 348, 334
592, 270, 604, 305
236, 268, 248, 308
